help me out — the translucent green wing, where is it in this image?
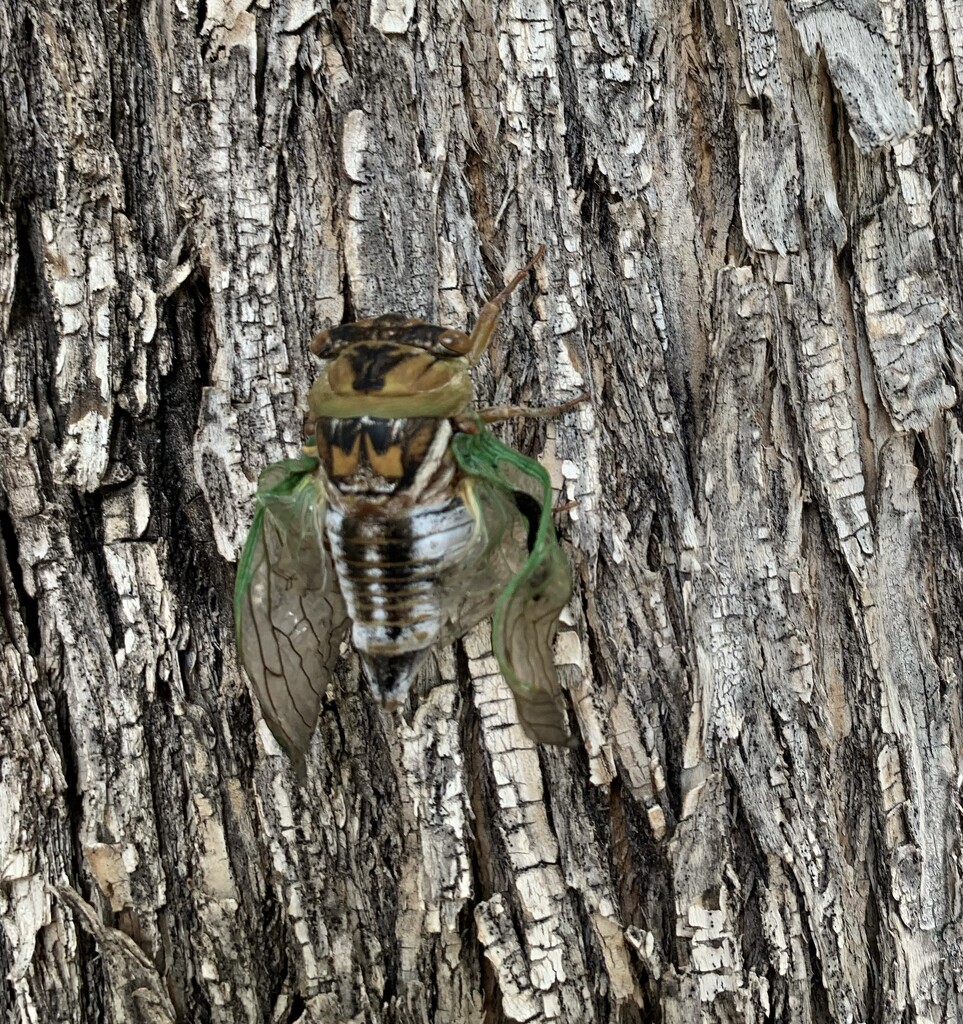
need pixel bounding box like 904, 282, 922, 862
450, 429, 575, 746
234, 455, 348, 769
436, 479, 527, 641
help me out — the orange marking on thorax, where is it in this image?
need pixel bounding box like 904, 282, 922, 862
364, 437, 405, 479
329, 433, 362, 477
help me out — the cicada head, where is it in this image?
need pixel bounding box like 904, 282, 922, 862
307, 247, 546, 421
308, 315, 475, 420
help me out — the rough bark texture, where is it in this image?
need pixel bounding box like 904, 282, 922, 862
2, 0, 963, 1022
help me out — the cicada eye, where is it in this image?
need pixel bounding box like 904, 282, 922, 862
310, 330, 331, 356
436, 329, 472, 356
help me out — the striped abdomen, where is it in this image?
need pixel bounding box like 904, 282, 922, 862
325, 496, 480, 703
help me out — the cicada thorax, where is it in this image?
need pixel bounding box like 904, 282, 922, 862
306, 316, 487, 704
313, 416, 455, 499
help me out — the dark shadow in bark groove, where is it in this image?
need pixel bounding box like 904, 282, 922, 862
608, 780, 664, 1024
461, 661, 513, 1024
144, 696, 189, 1018
0, 502, 41, 657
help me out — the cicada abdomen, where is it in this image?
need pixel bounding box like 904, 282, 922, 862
235, 249, 580, 763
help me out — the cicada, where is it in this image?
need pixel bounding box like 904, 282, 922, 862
234, 248, 580, 767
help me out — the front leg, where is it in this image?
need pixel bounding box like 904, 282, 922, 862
474, 393, 588, 424
437, 246, 547, 362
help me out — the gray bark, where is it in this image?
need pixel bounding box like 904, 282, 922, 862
2, 0, 962, 1021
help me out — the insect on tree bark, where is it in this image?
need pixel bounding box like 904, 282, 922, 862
2, 1, 963, 1022
234, 247, 580, 772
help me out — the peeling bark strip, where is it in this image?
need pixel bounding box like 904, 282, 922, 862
2, 0, 963, 1021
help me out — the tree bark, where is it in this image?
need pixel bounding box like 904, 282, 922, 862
2, 0, 962, 1021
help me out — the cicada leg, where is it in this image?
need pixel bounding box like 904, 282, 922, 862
438, 246, 547, 362
474, 393, 588, 423
451, 394, 587, 435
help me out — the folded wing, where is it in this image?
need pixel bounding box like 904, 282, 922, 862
234, 457, 348, 769
450, 431, 574, 746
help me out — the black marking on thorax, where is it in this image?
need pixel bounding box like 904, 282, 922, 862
346, 343, 412, 392
315, 416, 447, 496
